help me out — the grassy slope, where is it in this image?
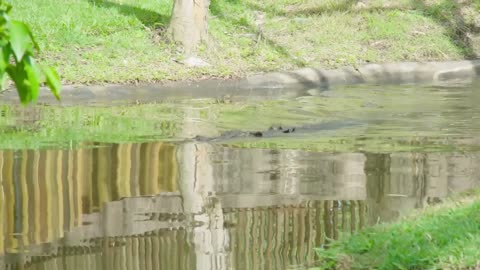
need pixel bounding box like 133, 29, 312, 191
7, 0, 480, 84
314, 190, 480, 270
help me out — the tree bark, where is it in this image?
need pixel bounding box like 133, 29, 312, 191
169, 0, 211, 54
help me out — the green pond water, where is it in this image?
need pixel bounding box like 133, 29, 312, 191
0, 81, 479, 269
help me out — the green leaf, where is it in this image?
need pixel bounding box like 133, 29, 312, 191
9, 20, 33, 61
0, 45, 10, 73
26, 27, 40, 51
7, 63, 30, 104
0, 12, 9, 26
24, 55, 40, 102
6, 55, 41, 105
0, 3, 12, 13
43, 66, 61, 101
0, 72, 8, 91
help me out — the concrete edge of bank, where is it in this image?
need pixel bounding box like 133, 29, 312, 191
1, 60, 479, 105
246, 60, 480, 88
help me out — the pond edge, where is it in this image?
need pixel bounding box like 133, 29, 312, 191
1, 60, 479, 105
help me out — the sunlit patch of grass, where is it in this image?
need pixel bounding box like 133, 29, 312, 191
313, 190, 480, 270
7, 0, 176, 83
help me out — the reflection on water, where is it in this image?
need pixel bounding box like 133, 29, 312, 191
1, 142, 479, 269
1, 82, 480, 269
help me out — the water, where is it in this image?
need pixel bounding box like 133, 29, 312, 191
0, 82, 480, 269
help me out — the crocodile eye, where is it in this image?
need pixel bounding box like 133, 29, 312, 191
251, 131, 263, 137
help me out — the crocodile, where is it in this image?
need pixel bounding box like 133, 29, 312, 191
193, 119, 365, 143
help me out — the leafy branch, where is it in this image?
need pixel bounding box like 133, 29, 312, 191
0, 1, 61, 104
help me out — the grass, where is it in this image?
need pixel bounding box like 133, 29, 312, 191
313, 190, 480, 270
5, 0, 480, 84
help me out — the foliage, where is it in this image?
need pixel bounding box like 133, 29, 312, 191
0, 1, 60, 104
314, 191, 480, 270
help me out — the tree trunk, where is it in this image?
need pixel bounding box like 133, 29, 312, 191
169, 0, 211, 54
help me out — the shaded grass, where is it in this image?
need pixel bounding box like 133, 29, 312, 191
87, 0, 171, 27
313, 190, 480, 270
4, 0, 479, 84
412, 0, 479, 58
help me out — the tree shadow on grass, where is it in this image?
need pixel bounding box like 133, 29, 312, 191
244, 0, 412, 17
245, 0, 359, 17
87, 0, 171, 28
411, 0, 478, 59
210, 0, 307, 67
209, 0, 414, 69
243, 0, 478, 60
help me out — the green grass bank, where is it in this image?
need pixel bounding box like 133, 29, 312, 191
7, 0, 480, 84
314, 190, 480, 270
